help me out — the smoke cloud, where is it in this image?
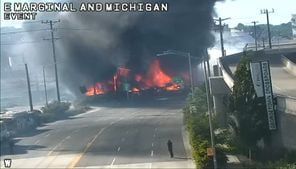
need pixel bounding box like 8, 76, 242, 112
42, 0, 221, 96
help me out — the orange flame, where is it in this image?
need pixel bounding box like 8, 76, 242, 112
144, 59, 172, 87
165, 83, 181, 91
85, 83, 105, 96
131, 87, 140, 93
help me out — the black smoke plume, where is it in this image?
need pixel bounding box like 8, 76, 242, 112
52, 0, 220, 95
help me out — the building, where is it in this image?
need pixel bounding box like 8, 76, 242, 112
292, 14, 296, 39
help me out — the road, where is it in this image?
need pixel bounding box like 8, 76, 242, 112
1, 97, 194, 168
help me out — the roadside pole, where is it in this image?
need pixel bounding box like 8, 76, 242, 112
25, 64, 33, 111
203, 51, 217, 169
43, 66, 48, 106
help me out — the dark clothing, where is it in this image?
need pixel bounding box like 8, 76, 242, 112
167, 140, 174, 158
9, 139, 14, 154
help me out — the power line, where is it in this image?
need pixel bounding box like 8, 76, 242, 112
214, 17, 231, 58
0, 40, 46, 46
42, 19, 61, 102
261, 9, 275, 49
0, 28, 50, 35
251, 21, 259, 51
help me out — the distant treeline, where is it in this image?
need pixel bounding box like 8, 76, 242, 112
235, 22, 293, 40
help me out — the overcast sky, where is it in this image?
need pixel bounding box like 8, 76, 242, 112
1, 0, 296, 28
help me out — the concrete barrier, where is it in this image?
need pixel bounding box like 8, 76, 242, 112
274, 95, 296, 150
277, 95, 296, 116
282, 55, 296, 76
219, 59, 234, 91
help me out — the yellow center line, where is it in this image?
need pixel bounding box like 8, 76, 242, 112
67, 111, 139, 169
67, 127, 107, 169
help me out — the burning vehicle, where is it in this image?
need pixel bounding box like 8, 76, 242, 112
82, 58, 189, 98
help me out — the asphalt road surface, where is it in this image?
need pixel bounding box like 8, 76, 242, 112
1, 97, 194, 168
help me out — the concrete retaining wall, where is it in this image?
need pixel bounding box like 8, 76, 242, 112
274, 95, 296, 150
282, 55, 296, 76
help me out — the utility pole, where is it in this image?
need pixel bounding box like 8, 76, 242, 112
251, 21, 259, 51
25, 64, 33, 111
43, 66, 48, 106
214, 17, 231, 58
203, 50, 217, 169
42, 20, 61, 102
261, 9, 274, 49
188, 53, 194, 97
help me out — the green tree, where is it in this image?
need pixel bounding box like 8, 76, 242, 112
229, 52, 271, 152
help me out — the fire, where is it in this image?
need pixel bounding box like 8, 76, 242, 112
84, 59, 184, 96
131, 87, 140, 93
165, 83, 181, 91
142, 59, 172, 88
85, 83, 105, 96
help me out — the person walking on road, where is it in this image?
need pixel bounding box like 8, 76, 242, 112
167, 139, 174, 158
8, 138, 14, 154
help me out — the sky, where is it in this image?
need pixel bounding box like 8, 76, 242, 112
1, 0, 296, 28
215, 0, 296, 27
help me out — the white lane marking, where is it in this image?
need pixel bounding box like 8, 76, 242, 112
75, 107, 102, 117
151, 143, 154, 147
34, 140, 40, 144
73, 129, 80, 133
151, 150, 154, 157
121, 138, 125, 142
117, 147, 121, 152
45, 133, 50, 137
110, 158, 116, 166
153, 133, 156, 138
46, 129, 76, 156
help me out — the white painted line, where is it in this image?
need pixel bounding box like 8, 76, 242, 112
86, 142, 92, 149
45, 133, 50, 137
75, 107, 102, 117
34, 140, 40, 144
117, 147, 121, 152
149, 163, 152, 169
151, 150, 154, 157
66, 135, 71, 139
110, 158, 116, 166
153, 133, 156, 138
151, 143, 154, 147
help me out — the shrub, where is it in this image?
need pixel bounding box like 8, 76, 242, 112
184, 87, 227, 169
40, 101, 71, 122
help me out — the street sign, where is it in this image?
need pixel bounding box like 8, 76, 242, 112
261, 61, 277, 130
123, 83, 130, 92
250, 62, 264, 97
250, 61, 277, 130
